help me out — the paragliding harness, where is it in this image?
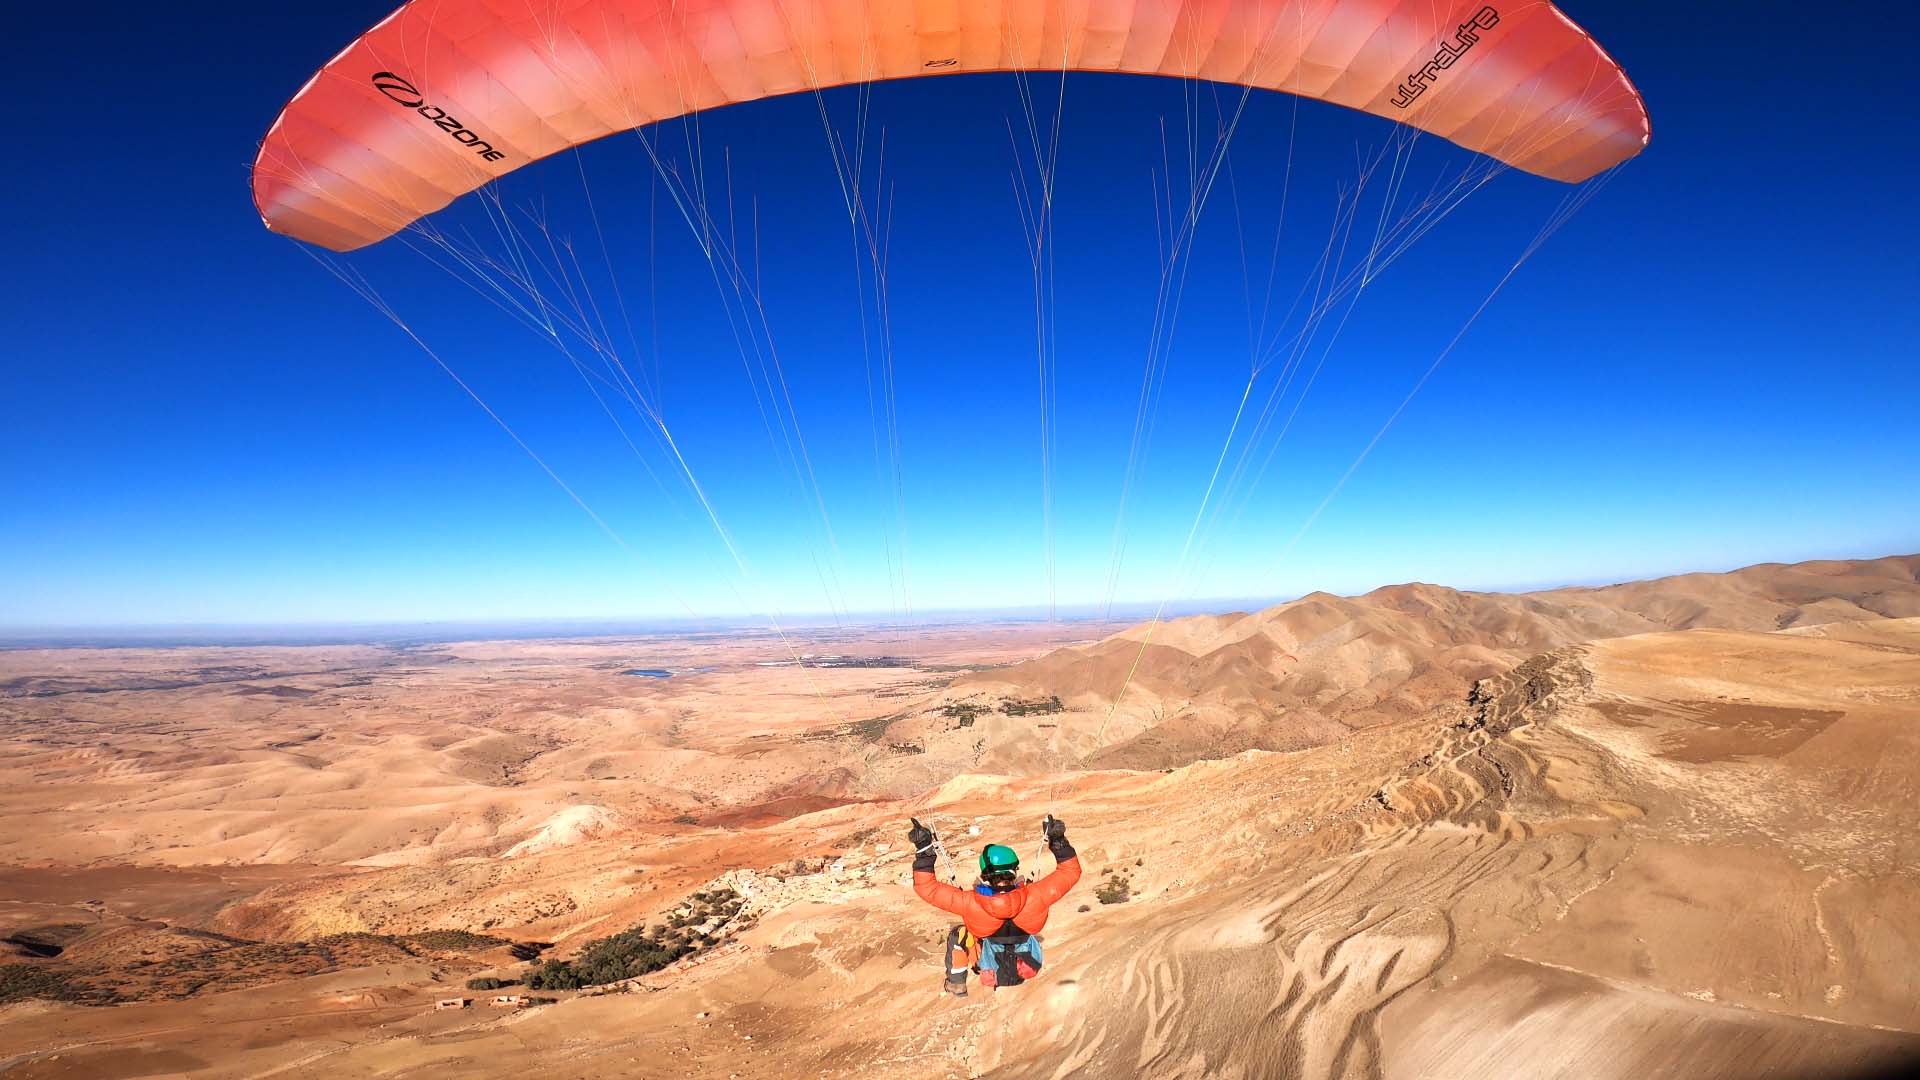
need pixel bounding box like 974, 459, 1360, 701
944, 920, 1043, 993
918, 816, 1070, 996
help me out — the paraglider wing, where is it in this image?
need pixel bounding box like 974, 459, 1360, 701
252, 0, 1649, 252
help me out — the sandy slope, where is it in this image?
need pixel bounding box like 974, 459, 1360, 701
0, 622, 1107, 869
3, 557, 1910, 874
3, 559, 1918, 1077
929, 555, 1920, 773
7, 616, 1915, 1077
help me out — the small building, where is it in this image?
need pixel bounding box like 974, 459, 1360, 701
490, 995, 524, 1008
435, 998, 470, 1011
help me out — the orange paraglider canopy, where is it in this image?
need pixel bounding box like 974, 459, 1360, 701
253, 0, 1648, 252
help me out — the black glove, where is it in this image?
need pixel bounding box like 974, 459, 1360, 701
907, 818, 938, 873
908, 817, 935, 849
1042, 815, 1075, 860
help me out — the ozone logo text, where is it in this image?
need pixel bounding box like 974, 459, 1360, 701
1390, 7, 1500, 109
370, 71, 506, 163
372, 72, 424, 107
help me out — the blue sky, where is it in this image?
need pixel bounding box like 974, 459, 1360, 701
3, 2, 1916, 629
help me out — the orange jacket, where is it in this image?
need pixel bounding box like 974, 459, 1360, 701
913, 855, 1081, 939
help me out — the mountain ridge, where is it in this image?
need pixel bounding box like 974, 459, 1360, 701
914, 554, 1920, 773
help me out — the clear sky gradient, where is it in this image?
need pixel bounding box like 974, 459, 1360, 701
3, 1, 1916, 629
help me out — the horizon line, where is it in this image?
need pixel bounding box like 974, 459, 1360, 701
8, 549, 1911, 646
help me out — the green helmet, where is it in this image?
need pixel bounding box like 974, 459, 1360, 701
979, 844, 1020, 875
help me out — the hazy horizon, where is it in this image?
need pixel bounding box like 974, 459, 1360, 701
9, 546, 1913, 647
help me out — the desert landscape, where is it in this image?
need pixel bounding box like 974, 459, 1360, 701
11, 0, 1916, 1074
3, 555, 1917, 1078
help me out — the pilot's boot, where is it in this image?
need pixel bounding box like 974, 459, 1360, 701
943, 927, 970, 996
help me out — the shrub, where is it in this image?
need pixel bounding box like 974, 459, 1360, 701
0, 963, 121, 1006
525, 924, 693, 991
405, 930, 506, 952
466, 976, 519, 991
1001, 696, 1064, 716
940, 703, 986, 727
526, 960, 582, 990
1094, 873, 1131, 905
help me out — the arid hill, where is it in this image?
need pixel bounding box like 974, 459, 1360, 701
9, 613, 1914, 1077
894, 555, 1920, 774
1, 557, 1917, 1078
0, 622, 1117, 869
